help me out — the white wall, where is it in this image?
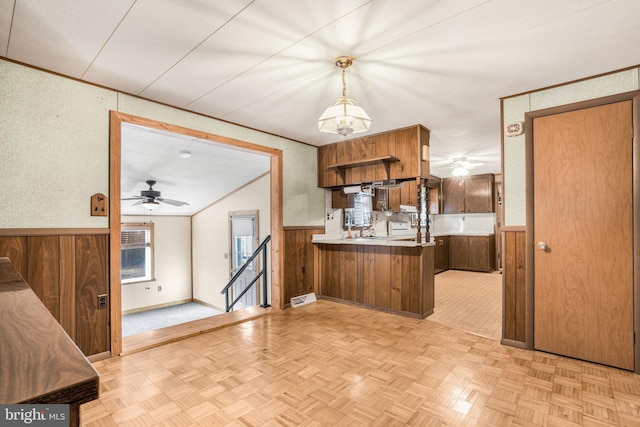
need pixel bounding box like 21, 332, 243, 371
192, 174, 270, 311
502, 67, 640, 226
431, 213, 495, 235
0, 59, 324, 229
120, 215, 192, 312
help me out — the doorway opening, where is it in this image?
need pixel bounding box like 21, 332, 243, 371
109, 111, 283, 356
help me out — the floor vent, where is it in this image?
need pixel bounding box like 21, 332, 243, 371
290, 293, 317, 308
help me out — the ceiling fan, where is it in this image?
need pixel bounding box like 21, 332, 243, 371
447, 157, 483, 176
122, 180, 189, 210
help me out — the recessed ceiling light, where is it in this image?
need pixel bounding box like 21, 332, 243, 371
179, 150, 191, 159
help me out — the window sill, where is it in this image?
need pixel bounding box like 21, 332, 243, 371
121, 278, 156, 285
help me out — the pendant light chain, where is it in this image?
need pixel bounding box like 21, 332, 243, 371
342, 67, 348, 118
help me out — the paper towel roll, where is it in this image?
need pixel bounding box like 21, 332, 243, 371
343, 185, 362, 194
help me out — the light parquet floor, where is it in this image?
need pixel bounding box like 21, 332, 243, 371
429, 270, 503, 340
83, 300, 640, 426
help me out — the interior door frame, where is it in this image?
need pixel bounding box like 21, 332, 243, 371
109, 111, 284, 357
524, 90, 640, 373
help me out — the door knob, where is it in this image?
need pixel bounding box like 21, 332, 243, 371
537, 241, 549, 251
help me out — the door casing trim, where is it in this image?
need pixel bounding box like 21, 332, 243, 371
109, 111, 284, 356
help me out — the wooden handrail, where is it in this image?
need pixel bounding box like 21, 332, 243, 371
0, 257, 99, 426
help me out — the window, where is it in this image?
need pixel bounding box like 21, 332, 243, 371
121, 223, 154, 284
234, 235, 254, 271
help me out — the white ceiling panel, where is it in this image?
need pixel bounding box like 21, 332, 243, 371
120, 123, 270, 216
83, 0, 253, 94
4, 0, 640, 193
7, 0, 133, 77
141, 0, 371, 107
0, 0, 15, 56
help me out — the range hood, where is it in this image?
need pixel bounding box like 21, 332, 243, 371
372, 179, 404, 189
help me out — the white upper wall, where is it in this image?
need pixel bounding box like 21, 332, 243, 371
502, 67, 640, 226
0, 59, 324, 228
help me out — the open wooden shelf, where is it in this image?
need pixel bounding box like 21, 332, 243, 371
328, 155, 399, 170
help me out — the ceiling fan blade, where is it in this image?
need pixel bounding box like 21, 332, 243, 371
121, 196, 143, 201
156, 197, 189, 206
131, 200, 144, 206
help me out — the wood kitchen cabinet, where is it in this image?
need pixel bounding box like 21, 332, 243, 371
434, 235, 449, 273
449, 235, 468, 270
442, 174, 495, 213
442, 179, 464, 213
448, 235, 495, 272
317, 125, 430, 188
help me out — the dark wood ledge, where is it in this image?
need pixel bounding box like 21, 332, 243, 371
0, 257, 99, 426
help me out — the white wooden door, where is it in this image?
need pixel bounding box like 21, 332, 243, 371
230, 213, 258, 310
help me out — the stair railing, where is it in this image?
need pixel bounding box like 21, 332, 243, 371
220, 235, 271, 312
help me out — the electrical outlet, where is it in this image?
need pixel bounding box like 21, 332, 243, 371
157, 285, 162, 291
97, 294, 107, 309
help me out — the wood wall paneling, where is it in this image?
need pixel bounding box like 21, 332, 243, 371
373, 246, 391, 309
390, 247, 403, 311
422, 245, 435, 315
389, 127, 415, 179
341, 245, 361, 303
503, 230, 527, 343
318, 243, 433, 317
400, 248, 420, 314
75, 235, 109, 356
58, 235, 76, 340
363, 246, 376, 306
317, 143, 340, 187
0, 232, 110, 356
27, 236, 60, 320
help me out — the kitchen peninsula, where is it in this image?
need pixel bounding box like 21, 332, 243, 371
312, 236, 435, 318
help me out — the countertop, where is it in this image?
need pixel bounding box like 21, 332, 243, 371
431, 232, 495, 237
0, 257, 99, 425
312, 234, 435, 247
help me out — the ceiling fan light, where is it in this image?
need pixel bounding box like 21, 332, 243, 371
142, 200, 160, 210
452, 166, 469, 177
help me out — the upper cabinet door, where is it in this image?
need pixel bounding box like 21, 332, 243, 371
464, 175, 495, 213
442, 178, 465, 213
442, 174, 495, 213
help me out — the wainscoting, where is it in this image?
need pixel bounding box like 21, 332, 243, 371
0, 229, 110, 357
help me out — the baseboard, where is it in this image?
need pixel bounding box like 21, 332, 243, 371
122, 298, 193, 315
87, 351, 111, 362
192, 298, 224, 313
500, 338, 527, 349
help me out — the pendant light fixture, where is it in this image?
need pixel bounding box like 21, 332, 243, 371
318, 56, 371, 136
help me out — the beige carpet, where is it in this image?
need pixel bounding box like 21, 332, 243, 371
429, 269, 502, 340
